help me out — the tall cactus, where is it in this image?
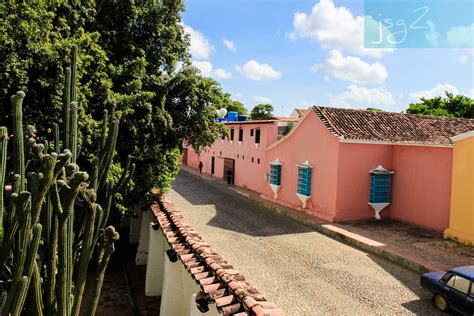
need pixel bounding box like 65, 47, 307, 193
63, 67, 71, 150
86, 226, 120, 316
11, 92, 26, 191
0, 127, 7, 245
0, 44, 131, 315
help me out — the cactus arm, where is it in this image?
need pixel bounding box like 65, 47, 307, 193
53, 122, 60, 153
10, 276, 28, 316
28, 264, 43, 316
99, 109, 108, 155
28, 153, 57, 226
115, 162, 135, 194
56, 171, 88, 316
63, 68, 71, 149
3, 192, 31, 316
21, 224, 42, 314
45, 214, 58, 316
70, 102, 78, 164
86, 226, 119, 316
114, 155, 131, 193
11, 91, 26, 191
98, 119, 119, 190
76, 144, 81, 161
57, 217, 69, 316
70, 45, 78, 103
90, 157, 99, 191
72, 200, 98, 316
101, 181, 114, 230
0, 127, 7, 245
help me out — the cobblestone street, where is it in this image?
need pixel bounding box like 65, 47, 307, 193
169, 169, 444, 315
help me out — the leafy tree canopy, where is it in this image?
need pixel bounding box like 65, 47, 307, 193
226, 100, 248, 116
250, 103, 274, 120
0, 0, 227, 201
406, 92, 474, 118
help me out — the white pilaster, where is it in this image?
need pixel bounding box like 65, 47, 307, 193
145, 225, 169, 296
181, 266, 202, 315
129, 204, 142, 244
160, 253, 185, 315
135, 209, 154, 265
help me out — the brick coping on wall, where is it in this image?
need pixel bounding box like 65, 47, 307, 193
151, 196, 284, 316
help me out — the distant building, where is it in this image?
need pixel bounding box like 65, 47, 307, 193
184, 107, 474, 232
290, 108, 308, 119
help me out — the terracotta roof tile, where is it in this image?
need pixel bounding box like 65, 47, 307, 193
313, 106, 474, 145
151, 198, 283, 316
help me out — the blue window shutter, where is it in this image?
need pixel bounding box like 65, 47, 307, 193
369, 171, 393, 203
269, 164, 281, 186
297, 164, 312, 197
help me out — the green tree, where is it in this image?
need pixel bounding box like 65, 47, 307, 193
406, 92, 474, 118
0, 2, 110, 159
250, 103, 274, 120
227, 100, 248, 115
282, 121, 295, 136
0, 1, 228, 202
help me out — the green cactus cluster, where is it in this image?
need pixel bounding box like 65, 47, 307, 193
0, 45, 134, 315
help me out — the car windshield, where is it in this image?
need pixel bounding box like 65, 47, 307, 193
441, 272, 454, 283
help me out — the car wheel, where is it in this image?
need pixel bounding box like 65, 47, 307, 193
433, 293, 449, 312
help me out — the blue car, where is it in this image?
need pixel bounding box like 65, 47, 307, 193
420, 266, 474, 315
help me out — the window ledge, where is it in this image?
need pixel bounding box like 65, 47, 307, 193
296, 193, 311, 208
269, 184, 281, 199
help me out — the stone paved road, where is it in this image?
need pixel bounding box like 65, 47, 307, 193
169, 170, 444, 315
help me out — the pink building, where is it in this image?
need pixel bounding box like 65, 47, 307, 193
184, 107, 474, 231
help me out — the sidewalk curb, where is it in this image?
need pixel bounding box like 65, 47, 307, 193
180, 167, 431, 274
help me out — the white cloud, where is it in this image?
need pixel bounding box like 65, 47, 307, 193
409, 83, 459, 100
235, 60, 282, 80
468, 89, 474, 98
329, 84, 395, 108
324, 76, 330, 82
192, 60, 213, 77
184, 25, 214, 60
425, 21, 440, 48
253, 96, 273, 103
447, 23, 474, 48
231, 92, 244, 100
223, 38, 236, 51
214, 68, 232, 79
290, 0, 392, 57
314, 50, 388, 84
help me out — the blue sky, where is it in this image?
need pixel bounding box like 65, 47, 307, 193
182, 0, 474, 116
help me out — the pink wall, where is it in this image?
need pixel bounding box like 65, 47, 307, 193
184, 122, 279, 193
184, 113, 454, 232
335, 143, 393, 221
390, 146, 452, 231
264, 112, 340, 221
334, 144, 452, 230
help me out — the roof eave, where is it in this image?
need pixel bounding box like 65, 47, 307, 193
450, 130, 474, 142
338, 138, 453, 148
